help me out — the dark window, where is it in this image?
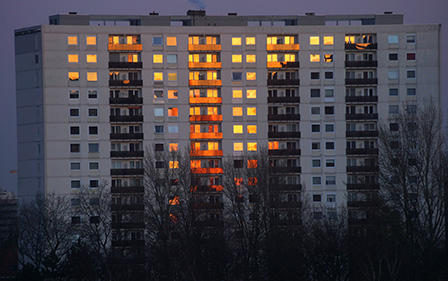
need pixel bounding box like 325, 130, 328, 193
234, 160, 243, 168
89, 126, 98, 135
71, 198, 80, 206
390, 123, 399, 131
407, 88, 416, 96
155, 143, 164, 151
71, 216, 81, 224
90, 180, 99, 188
90, 198, 100, 205
311, 124, 320, 132
310, 89, 320, 98
88, 108, 98, 117
324, 106, 334, 115
389, 53, 398, 60
312, 194, 321, 202
90, 216, 100, 224
310, 72, 320, 79
232, 72, 243, 81
389, 89, 398, 96
70, 144, 80, 153
324, 71, 333, 79
390, 141, 399, 149
88, 143, 99, 153
156, 161, 165, 168
325, 142, 335, 150
70, 126, 80, 135
312, 142, 320, 150
70, 108, 79, 117
407, 53, 415, 60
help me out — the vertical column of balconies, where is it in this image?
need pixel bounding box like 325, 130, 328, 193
344, 34, 380, 226
188, 36, 224, 228
108, 35, 145, 251
266, 36, 302, 226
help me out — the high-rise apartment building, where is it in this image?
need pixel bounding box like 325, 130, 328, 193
15, 11, 440, 243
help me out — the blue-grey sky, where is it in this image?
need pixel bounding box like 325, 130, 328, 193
0, 0, 446, 194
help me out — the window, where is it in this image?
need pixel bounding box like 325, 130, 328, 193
312, 177, 321, 185
324, 54, 333, 62
312, 142, 320, 150
68, 36, 78, 45
234, 142, 243, 151
311, 107, 320, 115
310, 89, 320, 98
70, 108, 79, 117
247, 159, 258, 168
71, 198, 81, 206
247, 142, 257, 151
166, 37, 177, 46
71, 162, 80, 170
246, 72, 256, 80
407, 88, 416, 96
310, 36, 320, 45
88, 108, 98, 117
86, 54, 97, 63
168, 72, 177, 81
169, 161, 179, 169
70, 90, 79, 99
390, 123, 399, 131
246, 55, 256, 63
232, 54, 242, 63
325, 124, 334, 132
233, 107, 243, 116
69, 72, 79, 81
87, 72, 97, 81
155, 161, 165, 168
88, 90, 97, 99
247, 125, 257, 134
89, 162, 99, 170
389, 53, 398, 61
71, 180, 81, 189
233, 125, 243, 134
407, 53, 415, 60
326, 176, 336, 185
407, 70, 416, 79
388, 35, 399, 44
389, 105, 399, 114
154, 72, 163, 81
247, 89, 256, 99
233, 89, 243, 98
389, 88, 398, 96
326, 159, 335, 167
167, 54, 177, 64
169, 143, 178, 152
325, 89, 334, 98
154, 108, 164, 117
89, 126, 98, 135
325, 142, 335, 150
312, 159, 321, 168
232, 72, 242, 81
406, 34, 416, 44
232, 37, 242, 45
311, 124, 320, 133
88, 143, 99, 153
154, 90, 163, 100
70, 126, 80, 135
155, 143, 164, 151
168, 90, 178, 99
168, 107, 178, 117
90, 180, 99, 188
311, 72, 320, 80
323, 36, 334, 45
247, 107, 257, 116
155, 125, 164, 134
313, 194, 321, 202
310, 54, 320, 62
153, 54, 163, 63
324, 106, 334, 115
324, 71, 333, 79
70, 144, 80, 153
246, 37, 256, 45
153, 36, 163, 45
407, 104, 417, 114
68, 54, 78, 63
86, 36, 96, 45
388, 70, 399, 79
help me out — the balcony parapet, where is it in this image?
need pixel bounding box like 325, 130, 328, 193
110, 133, 143, 140
267, 96, 300, 103
268, 114, 300, 121
110, 115, 143, 122
110, 151, 144, 158
344, 43, 377, 50
188, 62, 222, 68
111, 186, 144, 194
266, 44, 300, 51
189, 115, 222, 122
269, 166, 301, 173
110, 168, 144, 176
108, 44, 142, 51
268, 149, 301, 156
268, 131, 301, 138
189, 132, 223, 139
189, 97, 222, 104
109, 62, 142, 69
345, 61, 378, 68
190, 150, 223, 157
109, 80, 143, 87
267, 79, 300, 86
267, 61, 300, 68
346, 131, 379, 138
109, 97, 143, 104
191, 167, 223, 174
345, 78, 377, 85
345, 96, 378, 103
347, 183, 380, 190
188, 44, 221, 51
189, 80, 222, 86
346, 166, 379, 173
346, 148, 379, 155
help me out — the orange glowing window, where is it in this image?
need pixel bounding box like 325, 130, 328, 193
310, 36, 320, 45
168, 107, 178, 117
207, 107, 218, 115
246, 37, 256, 45
68, 72, 79, 81
110, 36, 119, 44
232, 37, 242, 46
323, 36, 334, 45
169, 196, 180, 205
233, 90, 243, 98
191, 160, 201, 168
169, 143, 178, 151
68, 54, 78, 63
345, 36, 355, 44
247, 160, 258, 168
168, 72, 177, 81
310, 54, 320, 62
68, 36, 78, 45
207, 89, 218, 97
233, 125, 243, 134
190, 107, 200, 115
169, 161, 179, 169
234, 142, 243, 151
232, 54, 242, 63
324, 54, 333, 62
154, 72, 163, 81
234, 177, 243, 186
86, 36, 96, 45
233, 107, 243, 116
267, 54, 278, 62
166, 37, 177, 46
247, 142, 257, 151
285, 36, 294, 44
189, 36, 199, 45
208, 142, 219, 150
87, 72, 97, 81
169, 214, 178, 223
191, 142, 200, 151
269, 141, 279, 150
128, 54, 138, 62
153, 54, 163, 63
246, 72, 256, 80
86, 54, 97, 63
168, 90, 178, 99
248, 177, 258, 186
247, 125, 257, 134
189, 54, 198, 62
247, 89, 256, 99
247, 107, 257, 116
285, 54, 296, 62
206, 36, 217, 44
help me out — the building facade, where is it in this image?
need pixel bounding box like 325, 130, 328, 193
15, 11, 440, 242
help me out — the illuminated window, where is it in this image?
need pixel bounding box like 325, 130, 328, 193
153, 54, 163, 63
247, 142, 257, 151
166, 37, 177, 46
168, 72, 177, 81
86, 54, 97, 63
169, 161, 179, 169
248, 160, 258, 168
310, 36, 320, 45
233, 107, 243, 116
168, 107, 178, 117
233, 125, 243, 134
168, 90, 178, 99
246, 72, 256, 80
68, 72, 79, 81
310, 54, 320, 62
167, 55, 177, 64
68, 36, 78, 45
86, 36, 96, 45
154, 72, 163, 81
248, 177, 257, 186
191, 160, 201, 168
68, 54, 78, 63
246, 37, 256, 45
234, 142, 243, 151
232, 54, 242, 63
233, 89, 242, 98
169, 196, 179, 205
267, 54, 278, 62
284, 54, 296, 62
323, 36, 334, 45
232, 37, 242, 46
246, 89, 256, 99
324, 54, 333, 62
87, 72, 97, 81
247, 107, 257, 116
235, 177, 243, 185
247, 125, 257, 134
269, 141, 279, 150
208, 142, 219, 150
345, 36, 355, 44
246, 55, 256, 63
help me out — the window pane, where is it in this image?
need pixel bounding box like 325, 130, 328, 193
233, 89, 242, 98
247, 125, 257, 134
310, 36, 319, 45
153, 54, 163, 63
68, 54, 78, 63
246, 54, 256, 63
232, 54, 242, 63
388, 35, 399, 44
166, 37, 177, 46
86, 54, 97, 63
233, 125, 243, 134
168, 90, 178, 99
154, 72, 163, 81
246, 72, 256, 80
310, 54, 320, 62
247, 142, 257, 151
246, 89, 256, 98
246, 37, 255, 45
87, 72, 97, 81
323, 36, 333, 45
247, 107, 256, 116
167, 55, 177, 64
233, 107, 243, 116
68, 72, 79, 81
232, 37, 242, 45
86, 36, 96, 45
68, 36, 78, 45
234, 142, 243, 151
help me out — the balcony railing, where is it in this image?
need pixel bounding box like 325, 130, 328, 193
344, 43, 377, 50
188, 62, 222, 68
188, 44, 221, 51
189, 115, 222, 122
109, 62, 142, 69
189, 97, 222, 104
266, 44, 300, 51
108, 44, 142, 51
345, 61, 378, 68
267, 96, 300, 104
346, 113, 378, 120
268, 114, 300, 121
193, 202, 224, 209
111, 222, 145, 229
269, 166, 301, 173
270, 184, 302, 191
109, 80, 143, 87
346, 148, 379, 155
190, 150, 223, 157
267, 79, 300, 86
112, 240, 145, 247
272, 219, 301, 226
111, 204, 144, 211
347, 201, 378, 208
345, 96, 378, 103
346, 131, 379, 138
268, 149, 301, 156
270, 201, 301, 209
109, 97, 143, 104
189, 132, 222, 139
110, 151, 144, 158
346, 183, 380, 190
267, 61, 300, 68
191, 167, 223, 174
190, 185, 224, 192
192, 220, 224, 228
189, 80, 222, 86
110, 115, 143, 122
110, 133, 143, 140
110, 168, 144, 175
345, 78, 378, 85
268, 131, 301, 138
346, 166, 379, 173
111, 186, 144, 194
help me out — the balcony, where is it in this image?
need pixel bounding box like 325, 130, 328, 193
268, 131, 301, 138
189, 80, 222, 86
268, 114, 300, 121
345, 96, 378, 103
110, 168, 144, 176
189, 115, 222, 122
347, 201, 378, 208
346, 166, 379, 173
112, 240, 145, 247
193, 202, 224, 209
345, 78, 377, 85
267, 96, 300, 104
188, 62, 222, 69
111, 204, 144, 211
190, 150, 223, 157
111, 186, 144, 194
111, 222, 145, 229
190, 185, 224, 192
189, 132, 222, 139
109, 97, 143, 104
108, 44, 142, 51
110, 151, 144, 158
346, 113, 378, 120
270, 201, 301, 209
189, 97, 222, 104
346, 131, 379, 138
110, 133, 143, 140
267, 79, 300, 86
191, 167, 223, 174
272, 219, 301, 226
192, 220, 224, 228
266, 44, 300, 51
345, 61, 378, 68
269, 166, 301, 173
346, 183, 380, 190
110, 115, 143, 122
109, 80, 143, 87
267, 61, 300, 68
268, 149, 301, 156
344, 43, 377, 50
109, 62, 142, 69
346, 148, 379, 155
188, 44, 221, 51
270, 184, 302, 191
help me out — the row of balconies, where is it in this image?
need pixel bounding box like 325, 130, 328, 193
110, 151, 144, 158
267, 96, 300, 104
345, 96, 378, 103
346, 166, 379, 173
110, 115, 143, 122
268, 131, 301, 138
267, 114, 300, 121
268, 149, 301, 156
346, 113, 378, 120
111, 186, 145, 194
108, 43, 301, 52
346, 131, 379, 138
346, 148, 379, 155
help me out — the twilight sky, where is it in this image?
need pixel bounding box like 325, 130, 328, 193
0, 0, 446, 194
